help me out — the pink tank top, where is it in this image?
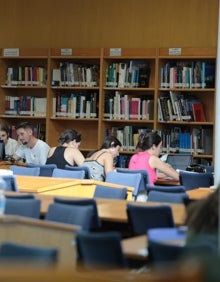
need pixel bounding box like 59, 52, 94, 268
128, 151, 157, 185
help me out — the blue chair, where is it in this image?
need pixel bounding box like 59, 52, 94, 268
146, 185, 186, 194
45, 203, 94, 231
126, 203, 175, 235
52, 168, 85, 179
94, 184, 127, 200
5, 194, 34, 199
2, 175, 19, 192
54, 197, 101, 231
9, 165, 40, 176
5, 198, 41, 219
76, 230, 127, 269
0, 242, 58, 265
147, 190, 189, 204
116, 168, 149, 193
105, 171, 142, 200
26, 163, 57, 177
179, 170, 214, 190
65, 165, 92, 179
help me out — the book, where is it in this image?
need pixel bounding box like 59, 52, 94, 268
191, 103, 206, 122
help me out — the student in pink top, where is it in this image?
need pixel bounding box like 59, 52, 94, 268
128, 131, 179, 185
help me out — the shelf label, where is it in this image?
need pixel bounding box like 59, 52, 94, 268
61, 48, 72, 56
3, 48, 19, 57
169, 48, 182, 56
109, 48, 121, 56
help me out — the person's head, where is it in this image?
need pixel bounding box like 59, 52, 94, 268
136, 131, 162, 156
15, 122, 35, 145
100, 136, 122, 157
0, 124, 10, 144
58, 129, 81, 149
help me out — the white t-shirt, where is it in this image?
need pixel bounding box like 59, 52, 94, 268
5, 138, 20, 156
15, 139, 50, 165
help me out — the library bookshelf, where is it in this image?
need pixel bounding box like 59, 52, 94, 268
0, 47, 216, 166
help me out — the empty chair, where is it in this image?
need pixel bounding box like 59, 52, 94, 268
126, 203, 175, 235
105, 171, 142, 200
45, 203, 94, 231
94, 184, 127, 200
76, 230, 127, 269
0, 242, 58, 265
54, 197, 101, 231
5, 193, 34, 199
146, 184, 186, 194
147, 190, 189, 204
179, 170, 214, 190
26, 163, 57, 177
5, 198, 41, 219
9, 165, 40, 176
65, 165, 92, 179
2, 175, 19, 192
52, 168, 85, 179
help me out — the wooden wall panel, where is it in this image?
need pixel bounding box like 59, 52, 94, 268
0, 0, 218, 48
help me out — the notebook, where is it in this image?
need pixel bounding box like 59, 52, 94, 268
166, 154, 192, 171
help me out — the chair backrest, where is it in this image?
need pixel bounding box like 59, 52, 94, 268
147, 190, 189, 204
116, 168, 149, 193
2, 175, 19, 192
0, 242, 58, 265
126, 203, 175, 235
179, 170, 214, 190
76, 230, 127, 269
146, 184, 186, 194
52, 168, 85, 179
54, 197, 101, 231
5, 198, 41, 219
9, 165, 40, 176
65, 165, 92, 179
27, 163, 57, 177
45, 203, 94, 231
105, 171, 142, 200
94, 185, 127, 200
5, 193, 34, 199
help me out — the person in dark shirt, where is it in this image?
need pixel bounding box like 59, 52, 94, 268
46, 129, 85, 169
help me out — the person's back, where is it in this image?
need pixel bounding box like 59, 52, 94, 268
46, 129, 84, 168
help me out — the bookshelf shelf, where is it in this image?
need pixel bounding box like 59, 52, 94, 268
0, 47, 216, 165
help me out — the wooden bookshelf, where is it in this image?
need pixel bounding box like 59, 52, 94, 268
0, 47, 216, 165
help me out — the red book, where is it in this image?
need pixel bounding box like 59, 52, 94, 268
192, 103, 206, 122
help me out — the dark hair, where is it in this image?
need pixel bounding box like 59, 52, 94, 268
87, 136, 121, 158
58, 129, 81, 145
136, 131, 161, 151
0, 124, 9, 137
100, 136, 122, 149
185, 188, 218, 234
15, 122, 34, 131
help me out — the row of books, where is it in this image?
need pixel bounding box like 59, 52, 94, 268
51, 62, 99, 87
106, 61, 151, 88
105, 126, 152, 151
52, 92, 98, 118
5, 96, 47, 117
104, 91, 154, 120
5, 66, 47, 86
158, 127, 213, 155
8, 123, 46, 141
158, 91, 206, 122
160, 60, 215, 89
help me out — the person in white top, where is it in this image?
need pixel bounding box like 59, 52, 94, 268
12, 122, 50, 165
0, 124, 20, 158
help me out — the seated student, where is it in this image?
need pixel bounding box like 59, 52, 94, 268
12, 122, 50, 165
185, 188, 218, 252
128, 131, 179, 185
83, 136, 121, 181
46, 129, 85, 169
0, 124, 20, 159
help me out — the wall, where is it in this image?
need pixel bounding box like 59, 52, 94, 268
0, 0, 218, 48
